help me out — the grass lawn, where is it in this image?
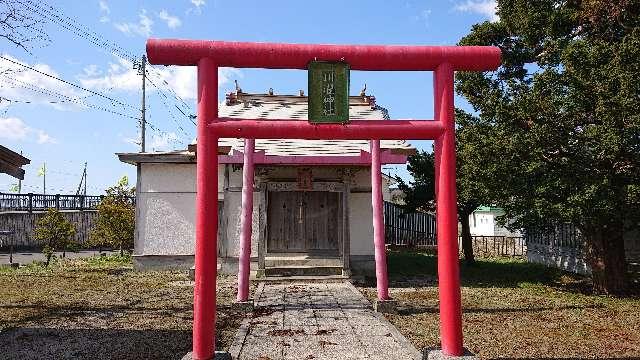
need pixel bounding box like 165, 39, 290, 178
358, 250, 640, 359
0, 255, 251, 360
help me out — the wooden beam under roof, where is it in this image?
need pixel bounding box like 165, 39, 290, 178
0, 145, 30, 180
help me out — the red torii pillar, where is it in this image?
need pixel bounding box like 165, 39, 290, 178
147, 39, 500, 359
237, 138, 255, 303
371, 139, 389, 300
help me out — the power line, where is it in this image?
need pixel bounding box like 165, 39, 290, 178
17, 0, 137, 62
0, 55, 137, 111
146, 66, 195, 117
145, 75, 193, 137
18, 0, 197, 138
5, 77, 140, 120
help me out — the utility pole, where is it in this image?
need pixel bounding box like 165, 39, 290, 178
83, 162, 87, 196
18, 151, 22, 193
134, 55, 147, 152
76, 162, 87, 196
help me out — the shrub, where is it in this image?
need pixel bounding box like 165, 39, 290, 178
34, 208, 77, 266
89, 176, 135, 255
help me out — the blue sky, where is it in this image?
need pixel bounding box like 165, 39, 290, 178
0, 0, 496, 194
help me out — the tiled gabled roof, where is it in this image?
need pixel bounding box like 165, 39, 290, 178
214, 92, 415, 156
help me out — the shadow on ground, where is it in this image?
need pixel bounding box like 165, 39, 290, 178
378, 250, 595, 292
1, 327, 191, 360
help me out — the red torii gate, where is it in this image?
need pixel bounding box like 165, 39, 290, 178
146, 39, 500, 359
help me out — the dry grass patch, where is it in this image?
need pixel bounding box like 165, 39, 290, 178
0, 254, 252, 360
358, 251, 640, 359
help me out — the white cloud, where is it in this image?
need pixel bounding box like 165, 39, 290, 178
420, 9, 432, 27
99, 1, 110, 23
99, 1, 110, 14
454, 0, 498, 22
0, 55, 82, 110
187, 0, 206, 15
158, 10, 182, 29
79, 56, 241, 100
114, 9, 153, 37
78, 57, 139, 92
0, 117, 56, 144
37, 130, 57, 144
149, 131, 178, 151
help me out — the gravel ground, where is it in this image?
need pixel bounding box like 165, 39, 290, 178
356, 251, 640, 359
0, 255, 253, 360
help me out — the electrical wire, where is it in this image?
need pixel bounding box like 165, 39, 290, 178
0, 55, 137, 110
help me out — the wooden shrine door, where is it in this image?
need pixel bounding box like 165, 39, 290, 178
267, 191, 341, 254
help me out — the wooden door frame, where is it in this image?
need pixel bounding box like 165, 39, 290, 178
258, 181, 348, 273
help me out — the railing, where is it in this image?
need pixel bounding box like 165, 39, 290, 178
0, 192, 114, 212
525, 223, 582, 249
460, 235, 527, 258
384, 201, 437, 247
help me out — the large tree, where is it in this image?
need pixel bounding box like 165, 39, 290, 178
456, 0, 640, 294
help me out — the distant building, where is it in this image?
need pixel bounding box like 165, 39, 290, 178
468, 206, 521, 237
118, 90, 414, 276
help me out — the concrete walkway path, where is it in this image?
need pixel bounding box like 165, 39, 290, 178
230, 282, 422, 360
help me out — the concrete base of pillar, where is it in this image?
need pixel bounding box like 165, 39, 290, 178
232, 300, 254, 312
424, 349, 478, 360
181, 351, 231, 360
373, 298, 398, 314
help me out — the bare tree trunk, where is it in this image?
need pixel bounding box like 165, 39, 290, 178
584, 221, 628, 295
459, 210, 475, 265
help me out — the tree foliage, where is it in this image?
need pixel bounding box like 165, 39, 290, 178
456, 0, 640, 294
89, 176, 135, 255
34, 208, 76, 266
397, 132, 488, 264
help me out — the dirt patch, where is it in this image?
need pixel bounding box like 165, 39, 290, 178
357, 252, 640, 359
0, 255, 254, 360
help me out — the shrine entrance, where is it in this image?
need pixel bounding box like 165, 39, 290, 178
145, 38, 500, 359
267, 190, 342, 254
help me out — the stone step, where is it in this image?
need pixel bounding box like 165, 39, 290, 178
253, 274, 351, 284
264, 265, 343, 277
264, 254, 342, 268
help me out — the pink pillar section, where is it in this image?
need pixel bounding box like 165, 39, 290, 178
370, 139, 390, 300
434, 63, 463, 356
193, 57, 219, 360
237, 138, 255, 302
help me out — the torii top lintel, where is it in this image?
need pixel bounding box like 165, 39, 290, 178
146, 39, 501, 71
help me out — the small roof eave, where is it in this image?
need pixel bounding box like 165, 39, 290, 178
0, 145, 30, 180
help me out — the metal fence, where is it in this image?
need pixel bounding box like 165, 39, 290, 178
0, 192, 133, 212
384, 201, 436, 246
460, 235, 527, 258
525, 223, 582, 249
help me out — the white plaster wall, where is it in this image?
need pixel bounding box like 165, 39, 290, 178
349, 192, 375, 256
138, 192, 196, 255
223, 190, 260, 258
136, 163, 385, 258
136, 163, 224, 256
469, 211, 495, 236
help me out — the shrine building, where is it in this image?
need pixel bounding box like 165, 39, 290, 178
117, 88, 415, 277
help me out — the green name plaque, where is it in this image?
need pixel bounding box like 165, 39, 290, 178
308, 61, 350, 124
